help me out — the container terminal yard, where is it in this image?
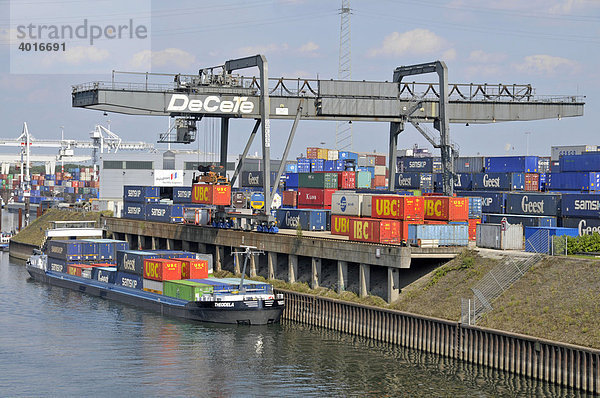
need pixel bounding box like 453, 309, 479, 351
5, 52, 600, 393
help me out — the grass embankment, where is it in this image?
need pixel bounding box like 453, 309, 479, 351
11, 209, 111, 247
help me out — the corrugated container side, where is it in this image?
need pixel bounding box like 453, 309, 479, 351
423, 197, 469, 221
560, 194, 600, 218
331, 214, 353, 236
524, 173, 540, 191
559, 153, 600, 172
407, 224, 468, 246
331, 192, 363, 216
400, 157, 434, 173
123, 186, 160, 203
472, 173, 525, 191
164, 280, 213, 301
143, 258, 182, 281
349, 218, 400, 244
275, 208, 328, 230
282, 190, 298, 207
455, 157, 484, 173
370, 195, 425, 221
485, 156, 538, 173
192, 184, 231, 206
176, 258, 209, 279
506, 193, 560, 217
172, 187, 193, 203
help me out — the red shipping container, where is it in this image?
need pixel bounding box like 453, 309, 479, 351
375, 155, 386, 166
331, 214, 354, 236
424, 197, 469, 221
424, 220, 448, 225
143, 258, 182, 281
370, 195, 425, 221
298, 188, 324, 205
524, 173, 540, 191
349, 218, 401, 244
192, 184, 231, 205
306, 147, 319, 159
468, 218, 481, 241
373, 175, 386, 187
175, 258, 209, 279
298, 204, 331, 210
336, 171, 356, 189
282, 190, 298, 207
323, 188, 336, 206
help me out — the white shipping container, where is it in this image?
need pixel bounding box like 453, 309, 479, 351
143, 278, 164, 294
476, 223, 523, 250
359, 194, 379, 218
374, 165, 386, 176
91, 199, 115, 213
550, 145, 597, 161
327, 150, 339, 160
357, 156, 376, 167
331, 192, 364, 216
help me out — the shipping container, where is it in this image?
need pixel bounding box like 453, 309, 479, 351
471, 173, 525, 191
335, 171, 356, 189
183, 207, 211, 225
275, 208, 329, 230
145, 203, 185, 223
172, 187, 193, 204
310, 159, 325, 172
324, 160, 345, 172
461, 197, 483, 219
331, 191, 364, 216
285, 173, 299, 189
551, 145, 597, 161
524, 226, 579, 253
282, 190, 298, 208
506, 193, 560, 217
80, 241, 99, 261
93, 266, 117, 284
143, 258, 182, 281
370, 195, 425, 221
116, 250, 159, 276
163, 280, 213, 301
152, 250, 196, 260
476, 223, 524, 250
191, 184, 231, 206
485, 156, 538, 173
338, 151, 358, 161
215, 278, 272, 293
297, 158, 311, 173
456, 191, 506, 214
143, 278, 164, 294
483, 213, 557, 227
123, 202, 146, 220
240, 171, 278, 187
433, 173, 473, 191
560, 153, 600, 172
560, 217, 600, 236
399, 157, 434, 173
176, 258, 209, 279
123, 186, 160, 203
407, 224, 469, 246
115, 272, 144, 290
524, 173, 540, 191
455, 156, 485, 173
317, 148, 329, 160
47, 240, 82, 261
297, 188, 336, 207
306, 147, 319, 159
188, 279, 237, 294
285, 163, 298, 173
357, 155, 376, 167
468, 219, 481, 241
328, 150, 339, 161
546, 172, 600, 191
349, 218, 401, 244
372, 175, 386, 187
298, 172, 338, 189
330, 214, 353, 236
67, 264, 93, 277
356, 171, 372, 188
560, 194, 600, 218
424, 197, 469, 221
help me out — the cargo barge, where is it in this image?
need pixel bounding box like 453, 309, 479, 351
26, 251, 284, 325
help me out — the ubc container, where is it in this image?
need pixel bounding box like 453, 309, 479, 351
485, 156, 538, 173
82, 239, 129, 261
560, 217, 600, 236
192, 184, 231, 206
164, 280, 213, 301
455, 156, 485, 173
115, 272, 144, 290
123, 186, 160, 203
331, 214, 353, 236
524, 226, 579, 253
145, 203, 185, 223
298, 173, 338, 189
476, 223, 524, 250
349, 218, 401, 244
560, 194, 600, 218
93, 267, 117, 284
370, 195, 425, 221
175, 258, 209, 279
506, 193, 561, 217
546, 172, 600, 191
116, 250, 159, 276
143, 258, 182, 281
483, 213, 557, 227
123, 202, 146, 220
47, 240, 82, 261
407, 224, 468, 247
472, 173, 525, 191
559, 153, 600, 172
331, 192, 364, 216
275, 208, 328, 230
424, 197, 469, 221
172, 187, 192, 204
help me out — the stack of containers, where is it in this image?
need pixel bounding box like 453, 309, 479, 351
297, 173, 338, 209
123, 186, 160, 220
46, 240, 84, 273
409, 196, 469, 246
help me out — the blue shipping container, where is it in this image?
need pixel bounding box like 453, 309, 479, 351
560, 217, 600, 236
123, 186, 160, 203
80, 241, 99, 261
464, 197, 483, 219
285, 173, 299, 189
82, 239, 129, 261
560, 194, 600, 218
145, 203, 184, 223
560, 153, 600, 172
47, 240, 82, 261
338, 151, 358, 161
546, 172, 600, 191
472, 173, 525, 191
285, 163, 298, 173
115, 272, 143, 290
310, 159, 324, 172
123, 202, 146, 220
297, 158, 311, 173
399, 157, 434, 173
485, 156, 538, 173
434, 173, 473, 191
188, 278, 235, 294
275, 208, 328, 231
524, 226, 578, 253
407, 224, 468, 246
172, 187, 192, 204
506, 193, 561, 217
151, 250, 196, 260
483, 213, 557, 227
395, 173, 433, 189
116, 250, 159, 276
93, 267, 117, 284
47, 257, 76, 273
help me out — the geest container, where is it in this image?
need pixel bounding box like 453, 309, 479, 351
407, 224, 468, 247
145, 203, 185, 223
176, 258, 209, 279
93, 267, 117, 284
400, 157, 434, 173
560, 194, 600, 218
123, 186, 160, 203
560, 217, 600, 236
485, 156, 538, 173
331, 214, 353, 236
164, 280, 213, 301
424, 197, 469, 221
115, 272, 143, 290
370, 195, 425, 221
275, 208, 328, 230
472, 173, 525, 191
192, 184, 231, 206
331, 191, 363, 216
349, 218, 401, 244
559, 153, 600, 172
47, 240, 82, 261
240, 171, 278, 187
483, 213, 557, 227
506, 193, 560, 217
123, 202, 146, 220
116, 250, 159, 276
172, 187, 192, 204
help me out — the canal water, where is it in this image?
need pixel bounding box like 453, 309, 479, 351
0, 254, 587, 397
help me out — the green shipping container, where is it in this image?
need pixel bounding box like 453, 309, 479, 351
298, 172, 338, 188
163, 280, 213, 301
356, 171, 372, 188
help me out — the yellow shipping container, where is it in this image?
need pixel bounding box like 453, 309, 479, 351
317, 148, 329, 160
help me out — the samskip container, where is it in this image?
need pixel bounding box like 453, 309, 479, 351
151, 250, 196, 260
457, 191, 506, 214
560, 194, 600, 218
115, 272, 143, 290
172, 187, 192, 204
123, 186, 160, 203
123, 202, 146, 220
399, 157, 434, 173
145, 203, 185, 223
81, 239, 129, 261
47, 240, 82, 261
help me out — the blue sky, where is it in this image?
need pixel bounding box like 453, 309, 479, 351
0, 0, 598, 161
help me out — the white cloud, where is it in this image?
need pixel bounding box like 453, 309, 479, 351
368, 29, 455, 58
513, 54, 579, 75
235, 43, 289, 57
448, 0, 594, 14
41, 46, 110, 67
298, 41, 319, 56
129, 48, 196, 70
468, 50, 507, 64
442, 49, 457, 61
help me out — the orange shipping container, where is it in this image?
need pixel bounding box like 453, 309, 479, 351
524, 173, 540, 191
282, 190, 298, 207
176, 258, 209, 279
372, 175, 386, 187
67, 264, 93, 277
331, 214, 354, 236
306, 147, 319, 159
370, 195, 425, 221
317, 148, 329, 160
424, 197, 469, 221
192, 184, 231, 205
468, 218, 481, 241
349, 218, 401, 244
143, 258, 182, 281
